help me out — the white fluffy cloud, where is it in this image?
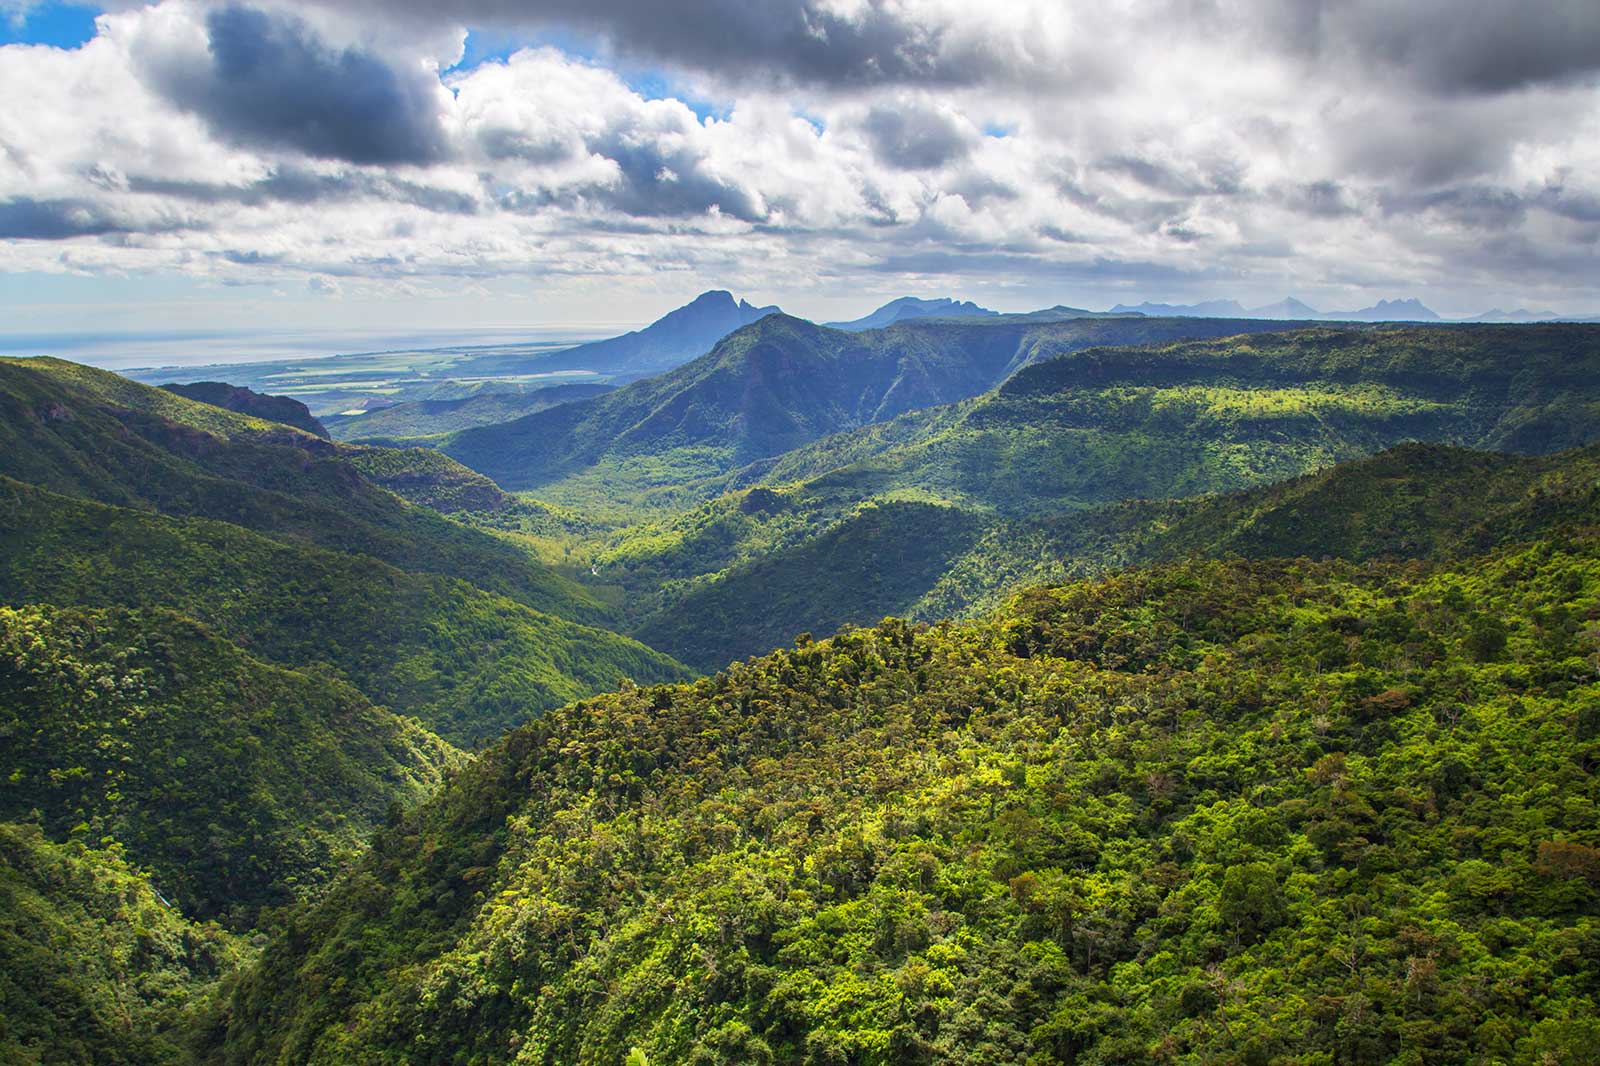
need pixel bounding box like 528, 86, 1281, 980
1, 0, 1598, 317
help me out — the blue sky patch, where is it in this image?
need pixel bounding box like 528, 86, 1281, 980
1, 2, 100, 49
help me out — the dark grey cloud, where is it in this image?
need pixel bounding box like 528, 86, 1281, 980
1538, 183, 1600, 223
0, 198, 123, 239
0, 198, 196, 240
1283, 180, 1359, 218
1379, 185, 1530, 230
311, 0, 1026, 88
1254, 0, 1600, 96
148, 5, 449, 165
1330, 0, 1600, 95
1097, 156, 1242, 198
493, 129, 766, 221
862, 105, 972, 169
127, 168, 480, 214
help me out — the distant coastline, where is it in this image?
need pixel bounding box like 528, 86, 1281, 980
0, 325, 629, 371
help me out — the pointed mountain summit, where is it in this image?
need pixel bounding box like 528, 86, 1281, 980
1247, 297, 1322, 319
528, 289, 781, 379
826, 296, 999, 331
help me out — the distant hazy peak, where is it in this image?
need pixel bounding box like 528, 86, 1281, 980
1108, 299, 1248, 317
1104, 295, 1443, 322
826, 296, 999, 331
1320, 297, 1441, 322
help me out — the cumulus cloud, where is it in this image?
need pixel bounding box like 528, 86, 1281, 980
861, 102, 973, 169
1307, 0, 1600, 95
136, 4, 452, 165
299, 0, 1084, 90
0, 0, 1596, 316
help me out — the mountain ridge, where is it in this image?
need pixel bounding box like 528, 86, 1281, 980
441, 314, 1309, 497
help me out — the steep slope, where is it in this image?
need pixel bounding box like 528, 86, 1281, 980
0, 356, 610, 624
443, 314, 1302, 499
825, 296, 998, 331
213, 528, 1600, 1065
323, 382, 613, 442
915, 440, 1600, 619
749, 323, 1600, 515
161, 381, 330, 438
591, 324, 1600, 668
0, 604, 463, 925
520, 290, 781, 379
0, 823, 243, 1066
627, 442, 1600, 671
0, 480, 688, 746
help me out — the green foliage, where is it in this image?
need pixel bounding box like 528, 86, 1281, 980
913, 441, 1600, 620
632, 501, 987, 671
0, 604, 462, 925
441, 314, 1298, 495
338, 444, 514, 514
0, 356, 611, 624
472, 323, 1600, 672
0, 481, 690, 746
0, 822, 243, 1065
214, 529, 1600, 1065
160, 381, 330, 438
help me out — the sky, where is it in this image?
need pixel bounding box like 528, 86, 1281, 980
1, 0, 1598, 341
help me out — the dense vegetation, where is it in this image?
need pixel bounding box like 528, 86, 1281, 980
0, 604, 461, 925
441, 314, 1296, 497
0, 823, 242, 1066
0, 479, 687, 746
631, 442, 1600, 671
0, 357, 608, 623
561, 325, 1600, 669
0, 357, 693, 743
161, 382, 330, 439
7, 320, 1600, 1064
213, 505, 1600, 1065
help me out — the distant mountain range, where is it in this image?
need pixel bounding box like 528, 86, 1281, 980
1106, 296, 1566, 323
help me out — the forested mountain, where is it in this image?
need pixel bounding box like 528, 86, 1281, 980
747, 323, 1600, 513
323, 382, 613, 442
0, 823, 243, 1066
211, 508, 1600, 1065
0, 604, 460, 925
442, 314, 1301, 498
0, 357, 693, 745
629, 442, 1600, 671
0, 357, 607, 621
161, 381, 330, 438
6, 320, 1600, 1066
567, 324, 1600, 669
0, 479, 686, 745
